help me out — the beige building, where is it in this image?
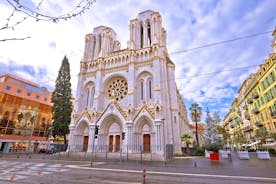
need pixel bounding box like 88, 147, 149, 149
68, 10, 191, 160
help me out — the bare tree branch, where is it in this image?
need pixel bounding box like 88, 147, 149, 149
0, 36, 31, 41
0, 0, 96, 41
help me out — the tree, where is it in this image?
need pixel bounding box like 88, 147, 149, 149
1, 0, 96, 41
217, 126, 230, 144
181, 134, 192, 155
51, 56, 72, 145
212, 111, 221, 126
256, 127, 268, 145
189, 103, 202, 147
203, 108, 216, 146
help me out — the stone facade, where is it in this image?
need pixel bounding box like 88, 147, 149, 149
68, 10, 190, 159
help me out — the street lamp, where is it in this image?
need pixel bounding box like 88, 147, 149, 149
27, 111, 38, 156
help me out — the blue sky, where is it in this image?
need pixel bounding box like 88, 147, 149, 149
0, 0, 275, 123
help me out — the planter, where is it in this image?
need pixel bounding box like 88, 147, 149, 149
210, 153, 219, 160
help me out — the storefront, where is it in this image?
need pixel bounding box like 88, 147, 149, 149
0, 134, 47, 153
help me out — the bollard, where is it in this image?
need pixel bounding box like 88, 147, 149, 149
228, 153, 232, 162
143, 169, 146, 184
194, 161, 197, 168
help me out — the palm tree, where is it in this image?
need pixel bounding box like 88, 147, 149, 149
181, 134, 192, 155
189, 103, 202, 147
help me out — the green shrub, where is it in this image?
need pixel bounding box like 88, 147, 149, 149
205, 144, 221, 153
193, 147, 205, 156
268, 148, 276, 154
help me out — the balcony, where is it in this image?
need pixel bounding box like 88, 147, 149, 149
255, 122, 263, 127
245, 114, 251, 120
251, 108, 260, 114
271, 111, 276, 118
247, 98, 253, 104
237, 110, 241, 116
243, 106, 248, 110
252, 92, 259, 99
228, 117, 233, 122
243, 125, 253, 132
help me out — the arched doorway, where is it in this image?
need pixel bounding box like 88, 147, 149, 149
115, 135, 121, 152
100, 114, 123, 153
143, 134, 151, 152
107, 122, 121, 152
134, 116, 153, 153
75, 120, 89, 152
109, 135, 113, 152
83, 135, 89, 151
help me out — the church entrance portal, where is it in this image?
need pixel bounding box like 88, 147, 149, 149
109, 135, 113, 152
115, 135, 120, 152
143, 134, 151, 152
83, 136, 88, 151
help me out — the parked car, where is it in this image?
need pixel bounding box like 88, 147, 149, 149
37, 143, 48, 153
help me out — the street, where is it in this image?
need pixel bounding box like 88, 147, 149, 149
0, 153, 276, 184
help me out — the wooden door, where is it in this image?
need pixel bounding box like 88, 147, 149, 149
83, 136, 88, 151
143, 134, 151, 153
109, 135, 113, 152
115, 135, 120, 152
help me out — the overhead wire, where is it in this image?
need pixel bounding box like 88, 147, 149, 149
169, 30, 273, 55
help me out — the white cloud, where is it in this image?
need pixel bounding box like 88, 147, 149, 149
0, 0, 275, 119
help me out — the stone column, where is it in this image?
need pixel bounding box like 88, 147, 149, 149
154, 119, 164, 153
126, 121, 133, 152
67, 125, 75, 152
87, 124, 95, 152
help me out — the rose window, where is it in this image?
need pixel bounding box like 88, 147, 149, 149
105, 77, 128, 101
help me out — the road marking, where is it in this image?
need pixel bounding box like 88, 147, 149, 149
0, 160, 70, 181
67, 165, 276, 182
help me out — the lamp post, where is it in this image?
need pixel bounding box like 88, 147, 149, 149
27, 111, 38, 156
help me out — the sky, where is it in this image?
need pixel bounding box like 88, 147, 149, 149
0, 0, 275, 123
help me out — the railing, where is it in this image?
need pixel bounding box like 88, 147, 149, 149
247, 98, 253, 104
243, 125, 253, 132
251, 108, 260, 114
245, 113, 251, 120
255, 122, 263, 127
252, 92, 259, 99
270, 111, 276, 118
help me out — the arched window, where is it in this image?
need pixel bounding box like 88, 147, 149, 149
147, 22, 151, 46
86, 88, 90, 107
148, 79, 152, 99
140, 23, 143, 48
90, 87, 95, 108
141, 80, 144, 100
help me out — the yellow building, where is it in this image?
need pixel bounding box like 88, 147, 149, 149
0, 74, 53, 153
223, 28, 276, 148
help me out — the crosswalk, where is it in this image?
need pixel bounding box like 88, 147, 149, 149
0, 160, 70, 181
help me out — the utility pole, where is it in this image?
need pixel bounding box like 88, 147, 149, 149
27, 111, 38, 156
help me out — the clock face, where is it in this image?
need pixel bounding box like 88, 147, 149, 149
105, 77, 128, 101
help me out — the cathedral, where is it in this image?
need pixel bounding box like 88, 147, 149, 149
68, 10, 190, 160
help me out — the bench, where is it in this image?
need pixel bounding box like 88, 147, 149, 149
219, 150, 231, 159
237, 151, 250, 159
257, 151, 270, 160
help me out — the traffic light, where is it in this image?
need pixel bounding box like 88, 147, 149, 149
122, 132, 125, 140
94, 125, 99, 139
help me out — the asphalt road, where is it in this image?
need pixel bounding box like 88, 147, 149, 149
0, 153, 275, 184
